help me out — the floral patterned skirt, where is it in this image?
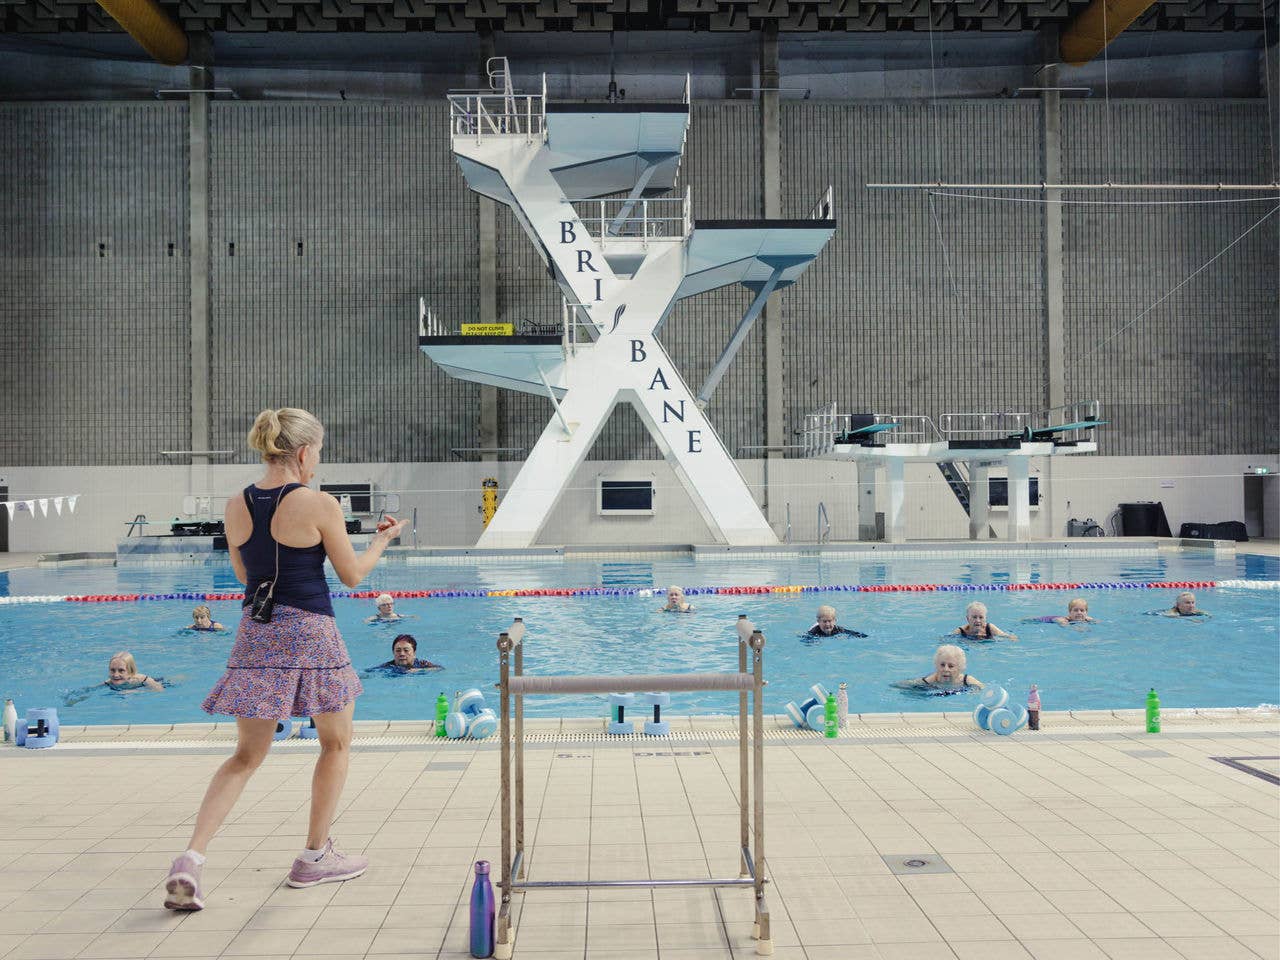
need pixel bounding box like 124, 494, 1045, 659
202, 604, 362, 720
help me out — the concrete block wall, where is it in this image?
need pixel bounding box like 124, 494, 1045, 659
208, 102, 479, 464
780, 100, 1047, 433
0, 103, 190, 466
1060, 100, 1277, 455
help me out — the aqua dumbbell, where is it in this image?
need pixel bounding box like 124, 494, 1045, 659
973, 704, 993, 730
298, 718, 319, 739
608, 693, 635, 735
273, 719, 294, 741
17, 708, 59, 749
641, 692, 670, 735
468, 708, 498, 739
979, 686, 1008, 710
456, 688, 486, 717
989, 704, 1028, 736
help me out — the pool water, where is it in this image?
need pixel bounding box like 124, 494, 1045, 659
1, 551, 1276, 725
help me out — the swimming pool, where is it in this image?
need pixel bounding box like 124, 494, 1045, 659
1, 549, 1276, 725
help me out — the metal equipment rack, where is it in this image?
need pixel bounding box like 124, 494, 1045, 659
493, 617, 773, 957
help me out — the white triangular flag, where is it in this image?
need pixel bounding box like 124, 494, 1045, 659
3, 502, 14, 521
67, 495, 79, 514
37, 498, 48, 517
21, 500, 33, 513
53, 497, 64, 516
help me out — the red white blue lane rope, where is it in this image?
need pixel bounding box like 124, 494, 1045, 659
0, 579, 1275, 604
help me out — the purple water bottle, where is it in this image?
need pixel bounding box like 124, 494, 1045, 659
469, 860, 495, 958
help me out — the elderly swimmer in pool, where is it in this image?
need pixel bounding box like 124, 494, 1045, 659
955, 601, 1016, 640
1163, 591, 1208, 617
894, 644, 983, 693
660, 585, 693, 613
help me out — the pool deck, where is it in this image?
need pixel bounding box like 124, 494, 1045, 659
2, 710, 1277, 960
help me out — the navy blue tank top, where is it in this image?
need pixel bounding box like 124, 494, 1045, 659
239, 484, 334, 617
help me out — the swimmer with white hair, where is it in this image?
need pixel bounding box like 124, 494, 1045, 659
803, 604, 867, 641
1163, 591, 1208, 617
955, 601, 1016, 640
660, 585, 693, 613
365, 593, 405, 623
894, 644, 983, 692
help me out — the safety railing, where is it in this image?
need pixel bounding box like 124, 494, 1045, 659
938, 411, 1031, 442
561, 299, 599, 356
808, 185, 835, 220
817, 501, 831, 543
418, 299, 448, 337
801, 404, 941, 455
801, 402, 841, 457
447, 62, 545, 145
565, 188, 691, 242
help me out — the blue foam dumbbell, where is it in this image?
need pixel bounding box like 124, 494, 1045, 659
273, 719, 294, 741
298, 718, 319, 739
608, 693, 635, 735
641, 692, 670, 736
17, 707, 59, 749
468, 708, 498, 739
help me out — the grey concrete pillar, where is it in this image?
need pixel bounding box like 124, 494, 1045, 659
884, 458, 907, 543
857, 461, 879, 541
1006, 456, 1032, 542
967, 461, 991, 540
1041, 30, 1065, 411
759, 24, 784, 523
478, 31, 500, 464
188, 33, 213, 496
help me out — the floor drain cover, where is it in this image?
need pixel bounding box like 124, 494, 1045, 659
882, 854, 952, 875
1211, 756, 1280, 785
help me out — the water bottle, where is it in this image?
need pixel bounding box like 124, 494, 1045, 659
1027, 685, 1041, 731
2, 699, 16, 744
836, 682, 849, 730
823, 693, 838, 739
435, 692, 449, 737
469, 860, 495, 958
1146, 688, 1161, 733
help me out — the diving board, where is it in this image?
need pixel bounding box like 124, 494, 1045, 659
802, 401, 1106, 543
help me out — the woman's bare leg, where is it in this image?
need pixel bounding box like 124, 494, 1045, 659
305, 703, 355, 849
185, 717, 278, 854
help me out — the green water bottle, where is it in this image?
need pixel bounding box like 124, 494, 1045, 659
435, 692, 449, 737
1145, 688, 1161, 733
824, 693, 838, 739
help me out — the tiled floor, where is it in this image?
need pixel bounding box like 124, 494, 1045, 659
1, 712, 1277, 960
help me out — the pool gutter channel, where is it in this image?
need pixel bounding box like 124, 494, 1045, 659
8, 707, 1275, 754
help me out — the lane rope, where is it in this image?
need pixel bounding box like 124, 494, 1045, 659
1, 579, 1275, 604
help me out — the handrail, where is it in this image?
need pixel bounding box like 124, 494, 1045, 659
808, 185, 835, 220
817, 501, 831, 544
938, 411, 1032, 441
565, 195, 690, 241
784, 502, 792, 544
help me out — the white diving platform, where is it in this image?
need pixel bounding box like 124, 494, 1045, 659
803, 402, 1107, 543
418, 59, 836, 548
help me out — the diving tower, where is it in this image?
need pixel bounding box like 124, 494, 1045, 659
802, 401, 1107, 543
420, 59, 835, 548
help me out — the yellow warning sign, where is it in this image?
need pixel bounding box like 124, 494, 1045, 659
460, 323, 514, 336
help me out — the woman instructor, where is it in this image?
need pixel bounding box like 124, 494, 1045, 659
164, 408, 406, 911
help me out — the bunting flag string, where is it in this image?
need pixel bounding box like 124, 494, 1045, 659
0, 494, 81, 520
